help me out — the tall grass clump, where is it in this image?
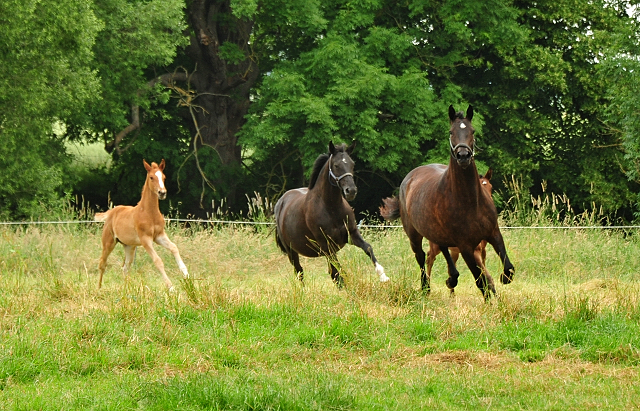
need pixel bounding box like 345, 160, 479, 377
501, 176, 607, 227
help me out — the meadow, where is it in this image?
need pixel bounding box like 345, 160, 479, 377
0, 220, 639, 410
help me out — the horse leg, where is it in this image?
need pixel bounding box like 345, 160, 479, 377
328, 256, 344, 288
155, 233, 189, 279
425, 242, 440, 292
349, 229, 389, 282
98, 227, 117, 289
450, 247, 460, 265
487, 232, 515, 284
407, 231, 429, 291
460, 249, 496, 300
440, 246, 460, 294
288, 251, 304, 282
140, 238, 174, 290
122, 245, 136, 276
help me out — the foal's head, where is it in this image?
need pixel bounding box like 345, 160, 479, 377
143, 159, 167, 200
328, 141, 357, 201
448, 105, 475, 169
479, 168, 493, 195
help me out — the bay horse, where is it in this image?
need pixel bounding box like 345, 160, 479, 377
274, 142, 390, 286
95, 159, 189, 291
426, 169, 493, 284
380, 106, 514, 299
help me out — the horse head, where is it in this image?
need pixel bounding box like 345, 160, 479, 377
448, 105, 475, 169
479, 168, 493, 195
143, 159, 167, 200
328, 141, 357, 201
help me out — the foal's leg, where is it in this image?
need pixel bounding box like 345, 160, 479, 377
122, 244, 136, 276
155, 233, 189, 279
460, 249, 496, 300
440, 246, 460, 293
140, 237, 174, 290
349, 229, 389, 282
425, 242, 443, 290
487, 231, 515, 284
98, 227, 117, 289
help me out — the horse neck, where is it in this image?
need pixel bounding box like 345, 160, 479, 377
139, 179, 160, 213
446, 157, 481, 200
314, 161, 343, 204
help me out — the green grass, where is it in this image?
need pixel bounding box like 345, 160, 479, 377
1, 223, 639, 410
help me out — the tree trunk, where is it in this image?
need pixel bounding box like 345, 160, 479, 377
186, 0, 259, 170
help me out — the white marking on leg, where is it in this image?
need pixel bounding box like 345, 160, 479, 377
179, 261, 189, 278
376, 262, 390, 282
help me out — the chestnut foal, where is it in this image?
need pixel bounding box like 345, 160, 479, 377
95, 159, 188, 290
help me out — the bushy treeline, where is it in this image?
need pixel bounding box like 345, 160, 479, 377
1, 0, 639, 221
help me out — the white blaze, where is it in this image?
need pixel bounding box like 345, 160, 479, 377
460, 123, 467, 129
155, 171, 165, 189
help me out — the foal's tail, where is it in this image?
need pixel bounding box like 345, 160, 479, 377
94, 210, 111, 222
379, 197, 401, 221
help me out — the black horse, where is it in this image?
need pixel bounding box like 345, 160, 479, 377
274, 141, 390, 285
380, 106, 514, 299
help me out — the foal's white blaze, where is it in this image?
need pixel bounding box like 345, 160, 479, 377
155, 171, 165, 189
460, 123, 467, 129
376, 262, 390, 282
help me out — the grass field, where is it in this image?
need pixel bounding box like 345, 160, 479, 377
1, 221, 639, 410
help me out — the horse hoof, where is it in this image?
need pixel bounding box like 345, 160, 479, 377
501, 268, 514, 284
446, 277, 458, 289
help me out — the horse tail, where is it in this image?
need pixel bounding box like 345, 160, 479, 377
275, 228, 288, 254
94, 210, 111, 222
379, 197, 400, 221
273, 197, 288, 254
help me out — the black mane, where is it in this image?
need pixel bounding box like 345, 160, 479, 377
308, 144, 348, 189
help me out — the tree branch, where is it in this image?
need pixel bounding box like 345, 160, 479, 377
106, 72, 189, 155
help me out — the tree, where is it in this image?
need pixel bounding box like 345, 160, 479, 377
0, 0, 102, 218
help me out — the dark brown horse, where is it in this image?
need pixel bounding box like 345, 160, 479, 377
380, 106, 514, 299
426, 169, 493, 284
275, 142, 390, 285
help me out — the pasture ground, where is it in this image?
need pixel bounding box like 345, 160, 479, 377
0, 222, 639, 410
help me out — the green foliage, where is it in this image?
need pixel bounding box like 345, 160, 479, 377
0, 0, 102, 218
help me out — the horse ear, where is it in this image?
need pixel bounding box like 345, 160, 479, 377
159, 159, 166, 171
143, 159, 151, 171
346, 141, 356, 155
329, 141, 336, 154
448, 105, 456, 122
466, 105, 474, 121
485, 167, 492, 181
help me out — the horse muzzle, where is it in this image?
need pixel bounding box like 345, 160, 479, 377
158, 190, 167, 200
343, 185, 358, 202
455, 147, 473, 168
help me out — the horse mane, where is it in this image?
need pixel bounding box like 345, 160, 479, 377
454, 111, 465, 120
308, 144, 348, 189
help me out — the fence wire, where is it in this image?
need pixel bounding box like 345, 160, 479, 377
0, 218, 639, 230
